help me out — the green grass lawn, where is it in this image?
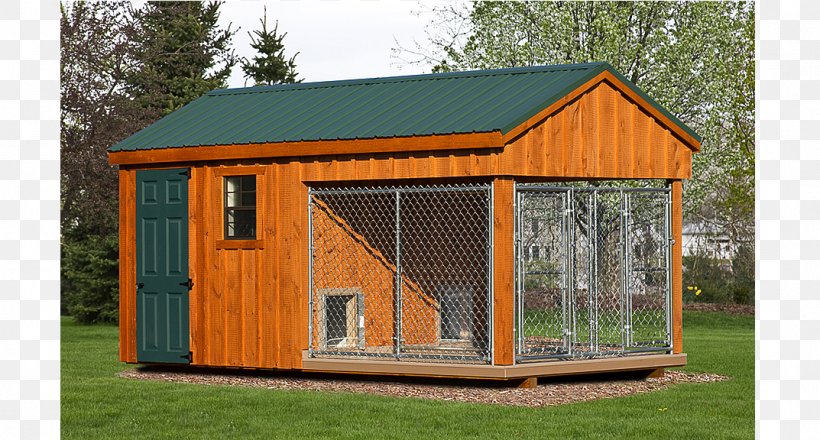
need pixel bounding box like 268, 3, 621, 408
521, 308, 667, 342
62, 311, 753, 439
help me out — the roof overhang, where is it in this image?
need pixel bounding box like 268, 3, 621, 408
108, 131, 504, 166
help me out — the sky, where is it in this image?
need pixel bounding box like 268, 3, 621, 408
216, 0, 439, 88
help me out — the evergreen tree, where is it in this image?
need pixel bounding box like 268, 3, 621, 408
62, 234, 120, 323
60, 1, 239, 323
128, 1, 238, 116
241, 7, 300, 86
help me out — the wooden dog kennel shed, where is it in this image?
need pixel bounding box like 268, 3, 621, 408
108, 62, 700, 382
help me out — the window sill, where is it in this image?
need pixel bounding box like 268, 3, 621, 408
215, 239, 264, 250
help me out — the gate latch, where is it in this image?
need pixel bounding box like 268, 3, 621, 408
179, 278, 194, 290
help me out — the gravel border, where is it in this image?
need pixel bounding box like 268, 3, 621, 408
119, 367, 728, 408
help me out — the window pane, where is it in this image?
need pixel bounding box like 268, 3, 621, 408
226, 192, 240, 207
242, 192, 256, 207
241, 175, 256, 191
226, 210, 237, 237
236, 210, 256, 237
225, 176, 240, 193
226, 209, 256, 238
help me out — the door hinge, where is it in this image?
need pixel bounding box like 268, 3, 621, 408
179, 169, 191, 179
179, 278, 193, 290
180, 351, 192, 363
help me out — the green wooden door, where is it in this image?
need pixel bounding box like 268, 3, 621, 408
136, 169, 191, 363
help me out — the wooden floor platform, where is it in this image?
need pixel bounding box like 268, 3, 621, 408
301, 352, 687, 380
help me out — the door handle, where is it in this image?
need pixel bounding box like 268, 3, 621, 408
137, 282, 144, 289
179, 278, 193, 290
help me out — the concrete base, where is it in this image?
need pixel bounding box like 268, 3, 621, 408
301, 352, 686, 380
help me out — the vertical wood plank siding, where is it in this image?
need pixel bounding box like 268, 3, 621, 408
119, 81, 693, 368
498, 81, 691, 179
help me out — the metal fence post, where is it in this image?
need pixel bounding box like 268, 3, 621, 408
489, 183, 495, 364
307, 189, 314, 358
591, 190, 598, 354
568, 188, 576, 357
513, 188, 521, 359
562, 189, 570, 353
665, 186, 673, 353
513, 191, 526, 357
624, 191, 632, 350
619, 190, 627, 353
394, 188, 402, 359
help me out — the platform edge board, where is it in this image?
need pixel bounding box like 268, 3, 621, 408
299, 353, 687, 379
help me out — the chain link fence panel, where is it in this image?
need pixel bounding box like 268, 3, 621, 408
309, 183, 492, 363
625, 190, 672, 350
516, 185, 671, 362
516, 189, 569, 357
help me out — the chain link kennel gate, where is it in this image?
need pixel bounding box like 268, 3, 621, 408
515, 185, 672, 362
308, 183, 493, 363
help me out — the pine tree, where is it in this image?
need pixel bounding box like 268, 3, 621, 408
241, 7, 300, 86
128, 1, 238, 116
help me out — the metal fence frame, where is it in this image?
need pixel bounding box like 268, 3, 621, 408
308, 182, 494, 364
514, 184, 673, 363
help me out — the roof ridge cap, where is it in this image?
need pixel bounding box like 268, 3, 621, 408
207, 62, 607, 97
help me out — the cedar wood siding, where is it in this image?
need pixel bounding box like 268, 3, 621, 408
117, 79, 694, 369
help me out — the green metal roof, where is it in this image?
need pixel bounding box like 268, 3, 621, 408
108, 62, 701, 152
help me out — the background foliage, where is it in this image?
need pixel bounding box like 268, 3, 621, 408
397, 1, 754, 304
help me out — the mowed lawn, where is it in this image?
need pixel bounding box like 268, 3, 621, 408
61, 311, 753, 439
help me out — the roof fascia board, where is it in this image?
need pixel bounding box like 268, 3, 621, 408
108, 131, 503, 166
